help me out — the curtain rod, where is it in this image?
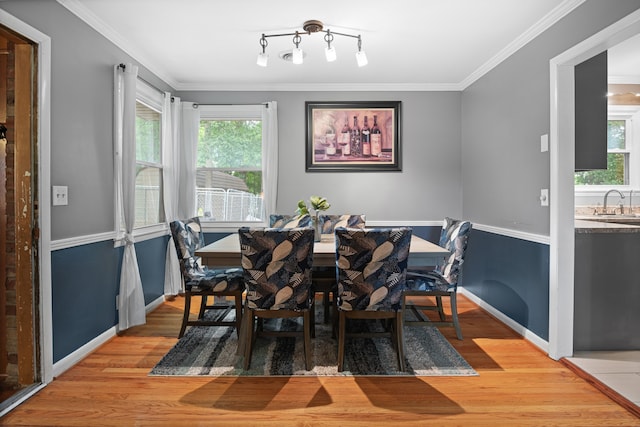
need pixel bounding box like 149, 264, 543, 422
118, 63, 167, 98
191, 102, 269, 108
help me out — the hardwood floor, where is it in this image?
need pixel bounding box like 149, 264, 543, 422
2, 294, 639, 426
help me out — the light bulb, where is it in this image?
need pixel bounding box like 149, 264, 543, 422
292, 47, 303, 65
257, 52, 268, 67
356, 50, 368, 67
325, 46, 337, 62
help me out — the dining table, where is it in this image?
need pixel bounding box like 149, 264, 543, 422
195, 232, 450, 268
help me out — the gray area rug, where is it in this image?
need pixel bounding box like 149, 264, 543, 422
150, 308, 477, 377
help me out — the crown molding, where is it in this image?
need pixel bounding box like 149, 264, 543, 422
172, 82, 464, 92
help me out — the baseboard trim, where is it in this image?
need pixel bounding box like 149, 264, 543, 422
459, 287, 549, 354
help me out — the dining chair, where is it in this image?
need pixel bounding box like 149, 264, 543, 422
314, 214, 366, 325
238, 226, 315, 370
170, 217, 244, 338
402, 217, 472, 340
269, 213, 312, 229
335, 226, 412, 372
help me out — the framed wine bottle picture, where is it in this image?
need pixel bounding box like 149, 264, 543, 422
305, 101, 401, 172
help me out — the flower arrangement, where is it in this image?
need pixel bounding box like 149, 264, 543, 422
296, 196, 330, 217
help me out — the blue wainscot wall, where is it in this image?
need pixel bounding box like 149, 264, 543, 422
50, 225, 549, 365
51, 236, 168, 363
461, 229, 550, 341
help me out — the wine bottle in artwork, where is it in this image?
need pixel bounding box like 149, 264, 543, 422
371, 114, 382, 157
339, 115, 351, 156
350, 116, 361, 157
325, 123, 336, 157
361, 115, 371, 158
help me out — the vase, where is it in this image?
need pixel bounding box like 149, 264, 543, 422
313, 213, 321, 242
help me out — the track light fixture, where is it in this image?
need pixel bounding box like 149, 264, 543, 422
256, 19, 367, 67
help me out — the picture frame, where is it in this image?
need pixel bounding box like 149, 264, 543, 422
305, 101, 401, 172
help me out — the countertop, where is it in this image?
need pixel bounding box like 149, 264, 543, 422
575, 216, 640, 233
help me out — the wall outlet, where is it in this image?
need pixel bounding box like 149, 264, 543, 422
540, 189, 549, 206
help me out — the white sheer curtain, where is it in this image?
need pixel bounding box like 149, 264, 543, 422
113, 63, 146, 330
178, 102, 200, 219
163, 94, 182, 296
262, 101, 278, 219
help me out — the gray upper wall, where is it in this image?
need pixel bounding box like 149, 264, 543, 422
462, 0, 640, 236
177, 91, 462, 222
5, 0, 640, 240
1, 1, 173, 240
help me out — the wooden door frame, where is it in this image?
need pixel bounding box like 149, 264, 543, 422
0, 9, 52, 411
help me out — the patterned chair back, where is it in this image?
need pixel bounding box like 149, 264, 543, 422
239, 227, 315, 311
335, 227, 412, 312
269, 214, 312, 229
436, 217, 472, 286
170, 217, 206, 281
319, 214, 366, 234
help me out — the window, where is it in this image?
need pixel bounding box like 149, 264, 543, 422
575, 105, 639, 188
134, 82, 165, 228
197, 105, 265, 223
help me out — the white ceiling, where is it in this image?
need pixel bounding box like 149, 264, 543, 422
57, 0, 639, 91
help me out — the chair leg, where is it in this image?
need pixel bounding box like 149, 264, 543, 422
436, 295, 446, 321
243, 309, 255, 370
323, 291, 330, 324
303, 310, 312, 370
395, 311, 405, 371
179, 290, 192, 338
234, 292, 243, 338
198, 294, 209, 319
337, 311, 346, 372
450, 293, 463, 340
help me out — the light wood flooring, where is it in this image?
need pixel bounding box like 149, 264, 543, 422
1, 294, 639, 426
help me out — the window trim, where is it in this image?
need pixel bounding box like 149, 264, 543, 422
126, 80, 167, 241
197, 104, 268, 231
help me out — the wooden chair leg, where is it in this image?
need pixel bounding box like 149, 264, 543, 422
243, 309, 255, 370
234, 292, 243, 338
436, 295, 446, 321
337, 311, 346, 372
395, 311, 405, 371
303, 310, 312, 370
179, 290, 192, 338
198, 294, 209, 319
323, 291, 330, 323
450, 293, 463, 340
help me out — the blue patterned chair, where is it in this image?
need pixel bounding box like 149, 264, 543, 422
170, 217, 244, 338
238, 226, 315, 370
335, 226, 412, 372
403, 217, 472, 340
314, 214, 366, 325
269, 214, 312, 229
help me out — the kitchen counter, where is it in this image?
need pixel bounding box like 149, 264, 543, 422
574, 217, 640, 233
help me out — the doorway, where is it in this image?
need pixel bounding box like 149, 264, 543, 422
549, 9, 640, 360
0, 24, 40, 410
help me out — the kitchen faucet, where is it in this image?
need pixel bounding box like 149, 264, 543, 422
602, 189, 625, 214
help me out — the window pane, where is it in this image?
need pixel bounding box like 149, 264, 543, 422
574, 153, 627, 185
607, 120, 625, 149
135, 166, 164, 227
197, 119, 264, 222
136, 102, 161, 163
198, 120, 261, 168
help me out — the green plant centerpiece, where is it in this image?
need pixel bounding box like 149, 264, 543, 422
296, 196, 330, 241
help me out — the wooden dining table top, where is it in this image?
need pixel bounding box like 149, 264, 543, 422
195, 233, 450, 268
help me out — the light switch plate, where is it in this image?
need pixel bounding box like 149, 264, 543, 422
540, 189, 549, 206
541, 134, 549, 152
52, 185, 68, 206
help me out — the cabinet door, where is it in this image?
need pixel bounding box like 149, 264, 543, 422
575, 50, 607, 171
